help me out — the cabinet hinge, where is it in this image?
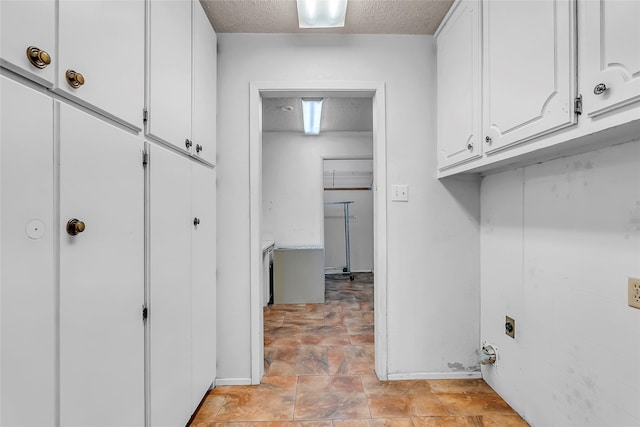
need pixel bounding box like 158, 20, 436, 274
575, 94, 583, 115
142, 305, 148, 321
143, 109, 148, 123
142, 151, 148, 167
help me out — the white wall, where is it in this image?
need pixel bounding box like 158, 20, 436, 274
481, 139, 640, 426
261, 131, 372, 247
217, 34, 481, 382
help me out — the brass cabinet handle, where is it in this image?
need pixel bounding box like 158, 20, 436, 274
485, 136, 492, 144
26, 46, 51, 69
593, 83, 607, 95
65, 69, 85, 88
185, 139, 193, 149
467, 142, 474, 151
193, 217, 201, 226
66, 218, 86, 236
196, 144, 203, 153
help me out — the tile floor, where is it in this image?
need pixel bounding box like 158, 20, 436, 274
190, 273, 529, 427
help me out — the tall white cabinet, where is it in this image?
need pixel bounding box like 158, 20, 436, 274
0, 1, 217, 426
1, 76, 56, 427
149, 145, 193, 427
148, 145, 217, 425
58, 104, 146, 427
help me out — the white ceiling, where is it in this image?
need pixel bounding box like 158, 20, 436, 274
201, 0, 454, 35
263, 97, 373, 133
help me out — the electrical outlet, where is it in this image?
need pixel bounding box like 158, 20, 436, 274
629, 277, 640, 309
505, 316, 515, 339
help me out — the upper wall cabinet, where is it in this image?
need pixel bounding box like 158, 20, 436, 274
0, 0, 55, 87
436, 0, 482, 169
148, 0, 217, 164
0, 0, 144, 129
482, 0, 576, 154
192, 1, 218, 165
580, 0, 640, 118
147, 0, 193, 153
57, 0, 145, 130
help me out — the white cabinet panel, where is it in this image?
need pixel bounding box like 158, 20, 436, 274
192, 1, 217, 164
0, 0, 55, 87
57, 0, 145, 129
148, 0, 193, 150
59, 103, 144, 427
580, 0, 640, 118
191, 164, 216, 410
149, 144, 193, 427
483, 0, 576, 153
437, 0, 482, 170
1, 76, 55, 427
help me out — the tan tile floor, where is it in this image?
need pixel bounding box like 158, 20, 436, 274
190, 273, 529, 427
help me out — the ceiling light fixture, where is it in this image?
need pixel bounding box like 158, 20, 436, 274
297, 0, 348, 29
302, 99, 323, 135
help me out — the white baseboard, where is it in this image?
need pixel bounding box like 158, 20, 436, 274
387, 371, 482, 380
214, 377, 252, 386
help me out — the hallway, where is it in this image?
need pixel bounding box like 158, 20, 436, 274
190, 274, 529, 426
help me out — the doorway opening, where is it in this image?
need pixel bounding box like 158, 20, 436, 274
323, 158, 374, 281
249, 81, 388, 383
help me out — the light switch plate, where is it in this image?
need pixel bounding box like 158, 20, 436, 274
392, 185, 408, 202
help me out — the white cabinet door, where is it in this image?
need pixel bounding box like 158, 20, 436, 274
580, 0, 640, 118
59, 103, 144, 427
57, 0, 145, 129
149, 144, 193, 427
1, 76, 55, 427
191, 163, 216, 411
436, 0, 482, 170
0, 0, 55, 87
483, 0, 576, 153
148, 0, 193, 151
192, 1, 217, 164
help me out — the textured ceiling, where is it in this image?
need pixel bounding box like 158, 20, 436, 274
200, 0, 454, 35
263, 98, 373, 133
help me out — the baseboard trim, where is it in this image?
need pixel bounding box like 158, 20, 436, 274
387, 371, 482, 380
214, 377, 252, 386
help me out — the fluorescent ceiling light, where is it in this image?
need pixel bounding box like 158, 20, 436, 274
297, 0, 348, 28
302, 99, 323, 135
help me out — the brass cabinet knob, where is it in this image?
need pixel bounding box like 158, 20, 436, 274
66, 69, 85, 88
66, 218, 86, 236
485, 136, 492, 144
185, 139, 193, 149
467, 142, 474, 151
196, 144, 203, 153
26, 46, 51, 69
193, 217, 201, 226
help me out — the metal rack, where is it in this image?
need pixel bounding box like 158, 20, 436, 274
324, 200, 355, 281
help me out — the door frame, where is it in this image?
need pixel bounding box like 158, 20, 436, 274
249, 81, 389, 383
